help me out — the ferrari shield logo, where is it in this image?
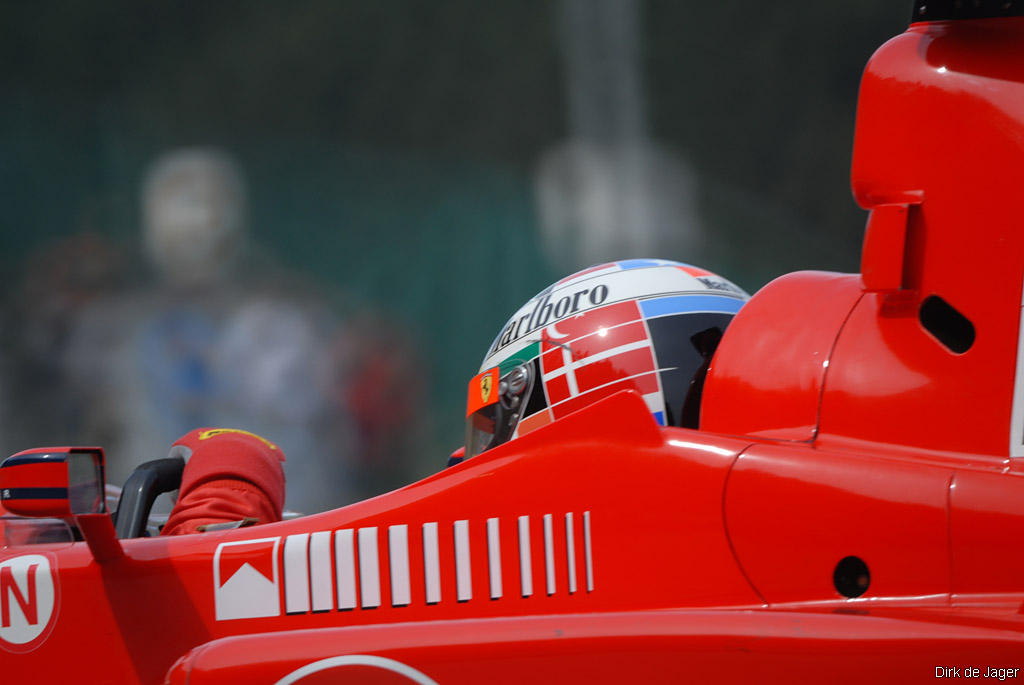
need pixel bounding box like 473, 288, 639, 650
466, 367, 500, 417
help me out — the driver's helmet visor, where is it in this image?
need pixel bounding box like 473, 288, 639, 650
465, 364, 535, 458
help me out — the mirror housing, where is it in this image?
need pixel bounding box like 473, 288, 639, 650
1, 447, 122, 561
0, 447, 107, 517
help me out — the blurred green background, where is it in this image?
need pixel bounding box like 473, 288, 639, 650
0, 1, 909, 502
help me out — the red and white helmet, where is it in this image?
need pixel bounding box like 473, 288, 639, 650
463, 259, 749, 459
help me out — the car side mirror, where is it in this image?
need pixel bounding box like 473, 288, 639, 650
1, 447, 107, 517
0, 447, 123, 561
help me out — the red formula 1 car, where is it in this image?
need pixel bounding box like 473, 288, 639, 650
3, 3, 1024, 683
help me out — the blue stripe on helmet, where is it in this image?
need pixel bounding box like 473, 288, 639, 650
617, 259, 673, 270
640, 295, 745, 319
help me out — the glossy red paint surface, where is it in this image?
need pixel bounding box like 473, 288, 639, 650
167, 611, 1024, 685
848, 18, 1024, 457
4, 12, 1024, 684
726, 443, 952, 604
0, 452, 72, 518
949, 469, 1024, 598
702, 271, 862, 442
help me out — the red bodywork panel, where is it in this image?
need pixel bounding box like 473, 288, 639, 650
4, 12, 1024, 684
841, 18, 1024, 457
702, 270, 863, 442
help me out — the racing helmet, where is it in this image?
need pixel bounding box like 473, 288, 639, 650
463, 259, 749, 460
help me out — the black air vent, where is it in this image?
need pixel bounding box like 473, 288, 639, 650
919, 295, 975, 354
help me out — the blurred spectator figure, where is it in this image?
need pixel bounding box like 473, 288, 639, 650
58, 147, 356, 513
214, 295, 355, 511
332, 313, 427, 497
6, 146, 425, 513
6, 232, 127, 451
61, 148, 248, 491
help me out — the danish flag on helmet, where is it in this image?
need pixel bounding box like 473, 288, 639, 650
462, 259, 749, 460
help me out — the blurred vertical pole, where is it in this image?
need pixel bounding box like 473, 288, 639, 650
558, 0, 651, 251
541, 0, 702, 269
559, 0, 648, 144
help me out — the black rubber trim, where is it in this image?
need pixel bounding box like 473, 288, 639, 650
912, 0, 1024, 23
112, 456, 185, 538
1, 453, 68, 468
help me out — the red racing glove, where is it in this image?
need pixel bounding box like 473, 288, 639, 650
161, 428, 286, 536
